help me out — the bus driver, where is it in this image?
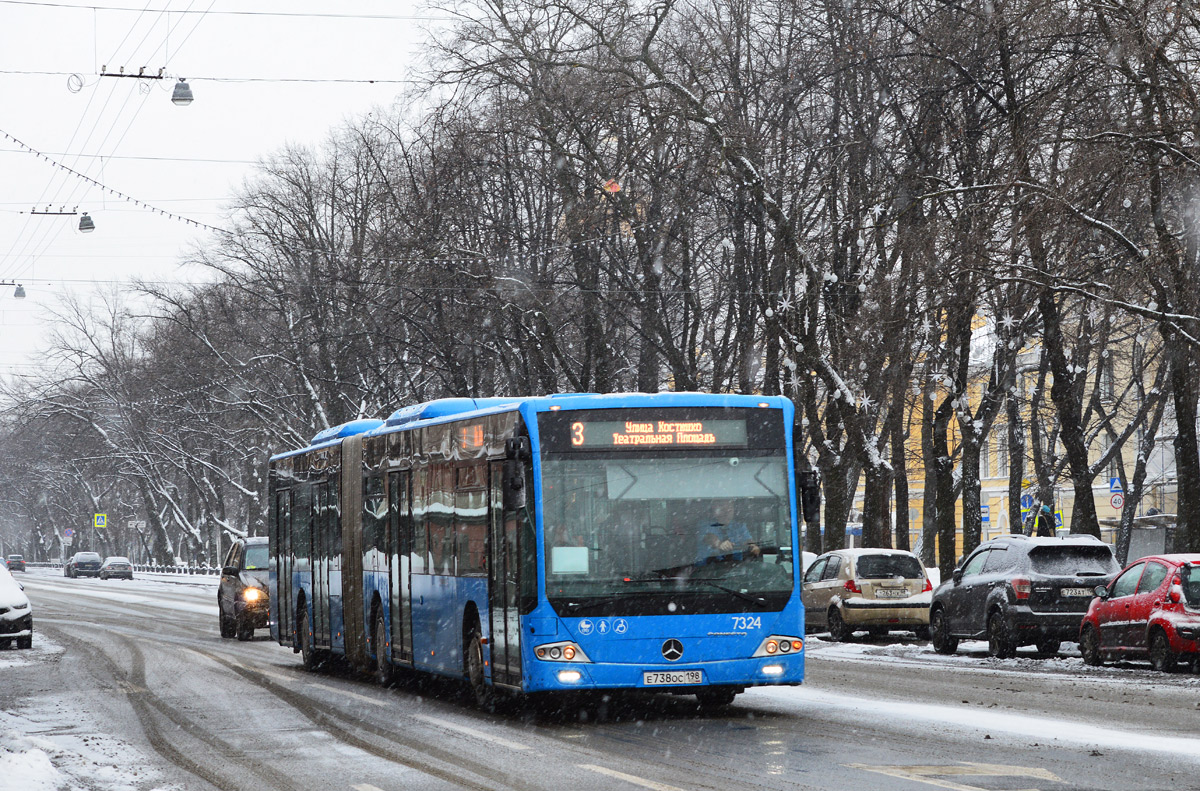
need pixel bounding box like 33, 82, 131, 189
695, 498, 759, 564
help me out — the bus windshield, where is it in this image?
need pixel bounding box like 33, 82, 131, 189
540, 453, 794, 615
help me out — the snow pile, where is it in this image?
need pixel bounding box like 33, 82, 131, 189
0, 730, 62, 791
0, 698, 179, 791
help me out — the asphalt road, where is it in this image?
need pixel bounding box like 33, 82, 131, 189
5, 569, 1198, 791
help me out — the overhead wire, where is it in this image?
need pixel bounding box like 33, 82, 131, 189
2, 0, 214, 281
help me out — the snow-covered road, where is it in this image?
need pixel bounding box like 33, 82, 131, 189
3, 567, 1198, 791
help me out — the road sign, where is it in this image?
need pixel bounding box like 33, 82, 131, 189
1111, 493, 1125, 510
981, 505, 990, 522
1109, 477, 1124, 494
62, 536, 73, 546
1020, 494, 1034, 509
1054, 510, 1064, 528
94, 513, 106, 528
63, 528, 74, 537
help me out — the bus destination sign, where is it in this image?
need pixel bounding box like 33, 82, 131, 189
568, 419, 748, 449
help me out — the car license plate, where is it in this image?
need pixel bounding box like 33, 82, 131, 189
643, 670, 702, 686
875, 588, 909, 598
1061, 587, 1093, 597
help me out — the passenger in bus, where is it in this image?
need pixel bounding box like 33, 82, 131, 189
695, 499, 759, 565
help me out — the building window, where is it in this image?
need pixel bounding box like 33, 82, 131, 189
996, 431, 1008, 478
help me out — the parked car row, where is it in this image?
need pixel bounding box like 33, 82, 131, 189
804, 535, 1200, 673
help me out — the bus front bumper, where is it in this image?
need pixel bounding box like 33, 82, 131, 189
522, 654, 804, 693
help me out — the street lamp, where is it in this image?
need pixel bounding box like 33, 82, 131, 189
171, 79, 194, 106
78, 212, 95, 233
0, 281, 26, 299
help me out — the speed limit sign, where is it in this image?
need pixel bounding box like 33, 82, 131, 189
1110, 493, 1125, 510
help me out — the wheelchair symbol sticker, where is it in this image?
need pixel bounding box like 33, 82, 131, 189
613, 619, 628, 634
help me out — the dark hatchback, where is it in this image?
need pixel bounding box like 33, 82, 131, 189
218, 536, 269, 641
65, 551, 103, 578
930, 535, 1121, 658
5, 555, 25, 572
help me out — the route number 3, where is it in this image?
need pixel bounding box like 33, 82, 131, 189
571, 422, 586, 446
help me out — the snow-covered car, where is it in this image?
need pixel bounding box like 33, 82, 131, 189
0, 563, 33, 649
6, 555, 26, 572
218, 536, 269, 641
802, 548, 932, 640
1080, 553, 1200, 672
98, 556, 133, 580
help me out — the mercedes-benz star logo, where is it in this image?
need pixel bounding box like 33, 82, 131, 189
661, 639, 684, 661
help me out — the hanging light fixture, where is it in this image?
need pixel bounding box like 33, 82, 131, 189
13, 284, 25, 299
78, 212, 95, 232
171, 78, 194, 106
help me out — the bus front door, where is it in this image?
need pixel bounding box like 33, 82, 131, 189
488, 462, 522, 687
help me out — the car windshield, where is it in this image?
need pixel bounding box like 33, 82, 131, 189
244, 545, 268, 570
539, 453, 794, 614
78, 553, 101, 561
1028, 545, 1119, 576
1183, 565, 1200, 608
855, 554, 924, 579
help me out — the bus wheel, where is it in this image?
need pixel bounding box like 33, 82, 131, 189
465, 629, 493, 710
299, 608, 317, 670
696, 688, 737, 709
373, 609, 393, 686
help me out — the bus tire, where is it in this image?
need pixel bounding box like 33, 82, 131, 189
465, 628, 493, 710
299, 606, 317, 670
696, 687, 737, 709
373, 607, 393, 686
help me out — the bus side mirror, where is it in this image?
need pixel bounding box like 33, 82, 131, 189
503, 460, 526, 513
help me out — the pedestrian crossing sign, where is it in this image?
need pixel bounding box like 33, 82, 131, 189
94, 513, 106, 528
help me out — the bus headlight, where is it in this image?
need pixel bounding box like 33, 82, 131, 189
752, 635, 802, 657
534, 641, 591, 662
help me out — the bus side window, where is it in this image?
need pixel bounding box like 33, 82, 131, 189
428, 464, 453, 574
411, 467, 428, 574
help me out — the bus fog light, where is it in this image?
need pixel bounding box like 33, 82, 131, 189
558, 669, 582, 683
761, 664, 784, 676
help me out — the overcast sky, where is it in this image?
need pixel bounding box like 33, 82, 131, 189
0, 0, 442, 379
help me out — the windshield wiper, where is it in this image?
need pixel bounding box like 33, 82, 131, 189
689, 578, 768, 608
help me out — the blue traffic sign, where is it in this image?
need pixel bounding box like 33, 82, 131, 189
63, 528, 74, 537
1020, 494, 1034, 509
1109, 477, 1124, 494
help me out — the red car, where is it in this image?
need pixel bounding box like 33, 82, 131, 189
1080, 553, 1200, 672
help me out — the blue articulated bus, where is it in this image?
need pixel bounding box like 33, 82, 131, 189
268, 392, 805, 708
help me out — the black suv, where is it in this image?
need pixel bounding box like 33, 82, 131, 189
65, 551, 103, 578
929, 535, 1120, 658
218, 536, 269, 641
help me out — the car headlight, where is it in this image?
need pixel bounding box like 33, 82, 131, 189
243, 588, 264, 603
